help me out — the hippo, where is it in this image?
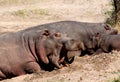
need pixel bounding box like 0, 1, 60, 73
47, 32, 85, 67
90, 33, 120, 55
22, 21, 118, 55
0, 29, 85, 80
0, 30, 65, 80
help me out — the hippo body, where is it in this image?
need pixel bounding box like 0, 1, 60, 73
0, 29, 85, 80
23, 21, 118, 55
0, 31, 64, 80
0, 32, 37, 79
92, 34, 120, 54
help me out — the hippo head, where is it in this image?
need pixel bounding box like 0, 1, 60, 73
36, 30, 63, 67
46, 31, 85, 64
85, 24, 118, 55
57, 34, 85, 64
87, 33, 102, 54
64, 39, 85, 63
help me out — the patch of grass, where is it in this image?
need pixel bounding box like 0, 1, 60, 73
11, 9, 28, 17
105, 10, 114, 16
105, 1, 117, 27
115, 22, 120, 32
108, 76, 120, 82
11, 9, 49, 18
32, 9, 49, 15
105, 9, 116, 26
0, 0, 46, 6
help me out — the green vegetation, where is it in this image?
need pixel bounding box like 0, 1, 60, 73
11, 9, 49, 18
105, 0, 116, 27
105, 0, 120, 28
108, 76, 120, 82
105, 9, 115, 26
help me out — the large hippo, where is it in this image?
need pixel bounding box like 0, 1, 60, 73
90, 33, 120, 55
22, 21, 118, 55
0, 29, 85, 80
0, 30, 64, 80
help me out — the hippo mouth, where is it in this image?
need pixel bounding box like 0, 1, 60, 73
66, 50, 81, 64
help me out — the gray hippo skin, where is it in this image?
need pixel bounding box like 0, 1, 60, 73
48, 32, 85, 66
91, 33, 120, 55
0, 30, 65, 80
0, 29, 85, 80
23, 21, 118, 55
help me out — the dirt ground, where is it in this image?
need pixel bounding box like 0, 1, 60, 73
0, 0, 120, 82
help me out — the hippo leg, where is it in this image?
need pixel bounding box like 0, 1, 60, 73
58, 57, 70, 67
24, 62, 41, 74
59, 57, 70, 67
61, 61, 70, 67
53, 61, 62, 69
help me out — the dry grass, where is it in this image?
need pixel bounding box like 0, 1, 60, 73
108, 76, 120, 82
11, 9, 49, 18
115, 12, 120, 32
0, 0, 113, 23
0, 0, 46, 6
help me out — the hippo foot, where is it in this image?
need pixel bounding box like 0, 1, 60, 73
61, 63, 70, 67
64, 64, 70, 67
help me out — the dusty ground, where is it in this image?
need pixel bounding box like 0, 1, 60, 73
0, 0, 120, 82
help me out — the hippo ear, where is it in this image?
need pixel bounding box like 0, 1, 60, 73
54, 32, 61, 37
104, 24, 111, 30
42, 29, 51, 36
